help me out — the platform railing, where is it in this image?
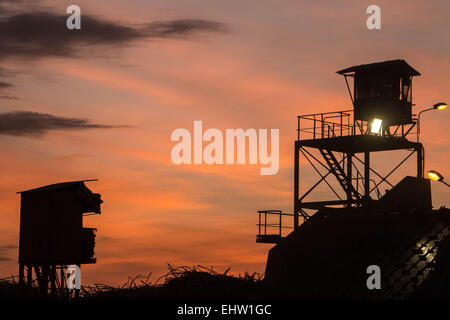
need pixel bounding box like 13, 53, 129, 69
297, 110, 417, 141
256, 210, 294, 243
297, 110, 354, 140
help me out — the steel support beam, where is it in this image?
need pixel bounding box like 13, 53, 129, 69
417, 144, 424, 178
294, 141, 300, 229
18, 263, 24, 286
364, 152, 370, 198
346, 152, 353, 206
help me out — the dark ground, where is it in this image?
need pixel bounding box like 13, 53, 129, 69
0, 262, 448, 300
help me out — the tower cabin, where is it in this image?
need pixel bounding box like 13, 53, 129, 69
17, 180, 102, 294
337, 59, 421, 127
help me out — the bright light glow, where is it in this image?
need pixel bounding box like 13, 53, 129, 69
434, 102, 447, 110
427, 170, 443, 181
370, 118, 383, 134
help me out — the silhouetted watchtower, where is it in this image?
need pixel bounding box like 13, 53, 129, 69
257, 60, 427, 243
256, 60, 450, 299
17, 180, 102, 296
338, 59, 420, 126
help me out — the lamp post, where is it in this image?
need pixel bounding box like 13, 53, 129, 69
417, 102, 447, 142
427, 170, 450, 187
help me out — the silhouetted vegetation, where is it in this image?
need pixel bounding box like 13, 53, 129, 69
0, 264, 265, 300
2, 261, 449, 300
85, 264, 264, 300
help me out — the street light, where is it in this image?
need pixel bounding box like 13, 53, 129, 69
427, 170, 450, 187
433, 102, 448, 110
417, 102, 447, 141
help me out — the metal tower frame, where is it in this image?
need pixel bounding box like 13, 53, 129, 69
293, 110, 423, 229
18, 264, 81, 297
256, 110, 424, 243
256, 60, 426, 244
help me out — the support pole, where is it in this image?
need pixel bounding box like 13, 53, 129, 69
61, 265, 65, 288
364, 151, 370, 198
27, 265, 32, 287
258, 212, 261, 236
50, 265, 56, 296
279, 213, 282, 236
417, 144, 424, 178
61, 265, 67, 298
346, 153, 353, 206
41, 265, 49, 295
18, 263, 24, 286
294, 142, 300, 229
34, 266, 41, 289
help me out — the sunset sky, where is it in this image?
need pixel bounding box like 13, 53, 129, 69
0, 0, 449, 286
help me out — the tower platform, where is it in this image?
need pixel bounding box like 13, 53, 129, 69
298, 134, 421, 154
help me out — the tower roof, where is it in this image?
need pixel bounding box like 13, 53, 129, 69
336, 59, 421, 76
17, 180, 97, 194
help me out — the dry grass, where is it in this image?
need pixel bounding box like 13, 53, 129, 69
0, 264, 265, 300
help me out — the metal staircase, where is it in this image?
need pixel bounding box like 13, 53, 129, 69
319, 149, 361, 201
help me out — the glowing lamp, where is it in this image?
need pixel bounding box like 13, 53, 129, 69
370, 118, 383, 134
427, 170, 444, 182
433, 102, 448, 110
